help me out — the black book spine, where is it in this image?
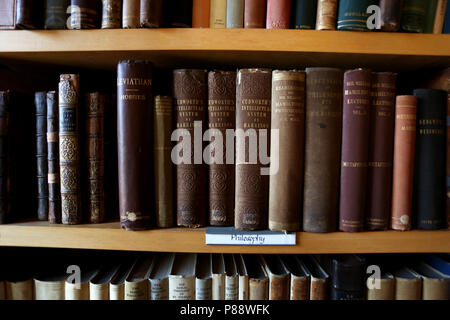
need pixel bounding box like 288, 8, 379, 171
330, 256, 366, 300
47, 92, 61, 224
0, 92, 10, 224
45, 0, 70, 29
36, 92, 49, 221
15, 0, 35, 29
413, 88, 447, 230
168, 0, 192, 27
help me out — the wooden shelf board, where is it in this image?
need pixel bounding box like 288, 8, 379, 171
0, 29, 449, 70
0, 221, 448, 253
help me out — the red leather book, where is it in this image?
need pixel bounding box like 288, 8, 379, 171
339, 69, 372, 232
266, 0, 290, 29
244, 0, 266, 28
192, 0, 210, 27
365, 72, 397, 230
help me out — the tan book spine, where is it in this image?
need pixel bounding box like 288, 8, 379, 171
210, 0, 227, 28
422, 278, 450, 300
123, 0, 140, 28
391, 96, 417, 231
225, 274, 238, 300
395, 277, 422, 300
310, 277, 327, 300
268, 274, 290, 300
212, 274, 225, 300
367, 277, 395, 300
34, 280, 65, 300
109, 283, 124, 300
154, 96, 174, 228
169, 276, 195, 300
433, 0, 448, 34
0, 281, 5, 300
124, 280, 148, 300
65, 282, 89, 300
101, 0, 122, 28
290, 275, 310, 300
316, 0, 337, 30
6, 280, 33, 300
249, 278, 268, 300
89, 283, 109, 300
239, 275, 248, 300
268, 70, 305, 232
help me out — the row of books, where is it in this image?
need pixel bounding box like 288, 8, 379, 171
1, 250, 449, 300
2, 0, 450, 33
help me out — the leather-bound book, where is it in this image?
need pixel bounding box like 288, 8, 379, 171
447, 94, 450, 228
337, 0, 377, 31
261, 255, 290, 300
339, 69, 372, 233
391, 96, 417, 231
154, 96, 174, 228
291, 0, 317, 29
208, 71, 236, 226
243, 255, 269, 300
70, 0, 99, 29
47, 91, 61, 224
331, 255, 366, 300
168, 0, 192, 27
280, 255, 310, 300
423, 0, 437, 33
366, 72, 397, 231
380, 0, 403, 31
35, 92, 49, 222
104, 93, 118, 222
59, 74, 82, 225
0, 92, 10, 225
304, 256, 328, 300
210, 0, 226, 28
444, 2, 450, 33
117, 61, 153, 231
401, 0, 427, 32
86, 92, 105, 224
45, 0, 70, 29
393, 267, 422, 300
266, 0, 291, 29
15, 0, 37, 29
192, 0, 210, 28
433, 0, 448, 33
316, 0, 337, 30
268, 70, 305, 232
226, 0, 244, 28
303, 68, 343, 233
244, 0, 265, 28
173, 69, 208, 228
413, 262, 450, 300
0, 0, 16, 29
123, 0, 140, 28
367, 273, 395, 300
140, 0, 163, 27
235, 68, 272, 230
101, 0, 122, 28
413, 89, 447, 230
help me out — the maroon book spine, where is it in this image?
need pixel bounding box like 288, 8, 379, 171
339, 68, 372, 232
244, 0, 266, 28
266, 0, 291, 29
365, 72, 397, 230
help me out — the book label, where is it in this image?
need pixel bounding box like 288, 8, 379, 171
205, 227, 296, 246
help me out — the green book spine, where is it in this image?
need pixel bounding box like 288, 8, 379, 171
337, 0, 378, 31
423, 0, 438, 33
401, 0, 428, 32
291, 0, 317, 29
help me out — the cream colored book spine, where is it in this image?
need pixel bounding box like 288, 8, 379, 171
34, 280, 65, 300
6, 280, 33, 300
124, 280, 149, 300
210, 0, 227, 28
65, 282, 89, 300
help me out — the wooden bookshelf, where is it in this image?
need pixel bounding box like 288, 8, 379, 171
0, 221, 448, 254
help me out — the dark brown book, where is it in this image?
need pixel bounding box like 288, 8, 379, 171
86, 93, 105, 224
391, 96, 417, 231
167, 0, 192, 27
35, 92, 49, 222
123, 0, 140, 27
208, 71, 236, 226
104, 93, 118, 222
365, 72, 397, 231
15, 0, 36, 29
154, 95, 174, 228
0, 0, 16, 29
266, 0, 291, 29
380, 0, 403, 31
47, 91, 61, 224
268, 70, 305, 232
235, 68, 272, 230
303, 68, 343, 233
244, 0, 266, 28
140, 0, 163, 27
59, 74, 82, 225
101, 0, 122, 29
117, 61, 153, 231
339, 68, 372, 232
70, 0, 99, 29
0, 92, 10, 224
45, 0, 69, 30
172, 69, 208, 228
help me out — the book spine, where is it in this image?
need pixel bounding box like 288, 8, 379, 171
169, 0, 192, 27
192, 0, 210, 28
47, 91, 61, 224
208, 71, 235, 226
413, 89, 447, 230
169, 276, 195, 300
125, 281, 148, 300
433, 0, 448, 33
235, 68, 272, 230
90, 283, 109, 300
35, 92, 49, 222
45, 0, 69, 29
365, 72, 397, 231
59, 74, 81, 225
210, 0, 226, 28
330, 258, 366, 300
70, 0, 99, 29
339, 69, 372, 232
291, 0, 317, 29
316, 0, 337, 30
268, 275, 290, 300
226, 0, 244, 28
225, 275, 238, 300
310, 278, 328, 300
117, 60, 153, 231
443, 0, 450, 33
391, 96, 417, 231
0, 0, 17, 30
422, 277, 450, 300
291, 276, 310, 300
447, 94, 450, 228
395, 278, 422, 299
337, 0, 377, 31
244, 0, 266, 28
0, 92, 10, 225
122, 0, 140, 28
196, 278, 212, 300
268, 70, 305, 232
266, 0, 291, 29
423, 0, 437, 33
367, 278, 395, 300
140, 0, 163, 27
86, 92, 105, 224
401, 0, 427, 33
109, 284, 124, 300
173, 69, 208, 228
380, 0, 403, 31
104, 93, 118, 222
154, 96, 174, 228
238, 275, 248, 300
212, 274, 225, 300
101, 0, 121, 28
303, 68, 343, 233
150, 278, 169, 300
15, 0, 35, 29
249, 279, 268, 300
